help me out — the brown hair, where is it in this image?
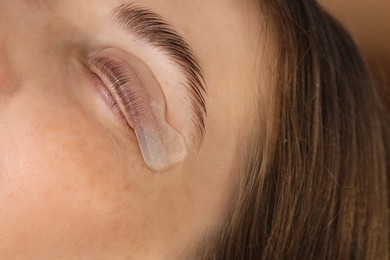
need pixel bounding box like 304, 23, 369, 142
193, 0, 390, 259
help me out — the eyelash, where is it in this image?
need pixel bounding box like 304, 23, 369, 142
85, 49, 189, 171
89, 57, 149, 130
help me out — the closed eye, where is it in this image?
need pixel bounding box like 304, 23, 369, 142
85, 48, 189, 172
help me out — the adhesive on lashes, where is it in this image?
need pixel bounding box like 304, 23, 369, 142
88, 48, 188, 172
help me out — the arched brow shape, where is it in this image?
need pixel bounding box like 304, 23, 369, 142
112, 2, 207, 148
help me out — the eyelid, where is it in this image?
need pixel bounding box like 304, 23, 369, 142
87, 48, 188, 172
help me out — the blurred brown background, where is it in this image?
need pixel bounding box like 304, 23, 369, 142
318, 0, 390, 111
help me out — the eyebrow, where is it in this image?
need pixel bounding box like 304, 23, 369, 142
112, 2, 207, 147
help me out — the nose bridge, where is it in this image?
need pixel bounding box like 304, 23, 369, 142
0, 2, 90, 139
0, 41, 65, 103
2, 35, 73, 103
0, 42, 19, 96
0, 11, 54, 97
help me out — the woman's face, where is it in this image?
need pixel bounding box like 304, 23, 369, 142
0, 0, 263, 258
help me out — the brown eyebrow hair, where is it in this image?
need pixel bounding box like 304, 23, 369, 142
112, 3, 207, 147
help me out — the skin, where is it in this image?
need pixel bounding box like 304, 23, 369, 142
0, 0, 265, 258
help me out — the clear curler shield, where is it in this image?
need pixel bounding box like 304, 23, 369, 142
87, 48, 188, 172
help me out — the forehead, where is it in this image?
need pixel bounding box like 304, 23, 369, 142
26, 0, 260, 40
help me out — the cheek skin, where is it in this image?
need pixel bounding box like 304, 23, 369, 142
0, 92, 152, 257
